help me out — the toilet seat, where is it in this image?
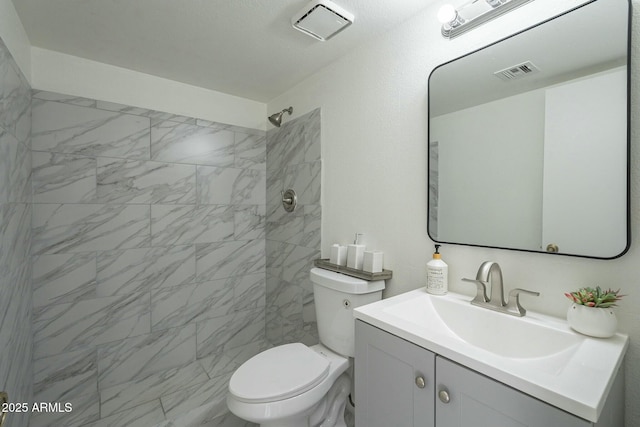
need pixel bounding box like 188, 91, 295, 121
229, 343, 330, 403
227, 343, 351, 424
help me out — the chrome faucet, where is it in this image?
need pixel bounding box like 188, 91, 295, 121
463, 261, 539, 317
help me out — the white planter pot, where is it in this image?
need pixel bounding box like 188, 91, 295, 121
566, 303, 617, 338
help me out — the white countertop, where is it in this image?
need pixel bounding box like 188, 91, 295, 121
354, 288, 629, 422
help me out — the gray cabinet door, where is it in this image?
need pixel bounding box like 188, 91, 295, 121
355, 320, 435, 427
435, 356, 590, 427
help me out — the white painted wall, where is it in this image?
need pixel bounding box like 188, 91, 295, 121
268, 0, 640, 425
30, 47, 266, 130
0, 0, 31, 80
0, 12, 266, 131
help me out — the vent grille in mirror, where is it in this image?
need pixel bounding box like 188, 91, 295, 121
494, 61, 540, 81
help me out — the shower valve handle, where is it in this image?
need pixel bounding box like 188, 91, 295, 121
281, 189, 297, 212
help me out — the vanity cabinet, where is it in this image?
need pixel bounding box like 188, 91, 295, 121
355, 319, 435, 427
435, 356, 588, 427
355, 320, 622, 427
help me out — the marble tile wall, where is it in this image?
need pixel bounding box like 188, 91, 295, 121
0, 39, 33, 427
0, 37, 33, 427
30, 91, 266, 427
428, 141, 439, 240
265, 108, 321, 346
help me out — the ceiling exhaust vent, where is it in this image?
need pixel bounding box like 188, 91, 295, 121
292, 0, 354, 41
494, 61, 540, 81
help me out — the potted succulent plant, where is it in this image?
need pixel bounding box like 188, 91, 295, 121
565, 286, 624, 338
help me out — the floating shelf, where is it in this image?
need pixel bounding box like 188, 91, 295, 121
314, 259, 393, 281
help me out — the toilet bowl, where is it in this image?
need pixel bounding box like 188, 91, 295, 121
227, 268, 385, 427
227, 343, 349, 427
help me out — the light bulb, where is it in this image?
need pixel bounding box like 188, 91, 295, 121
437, 4, 458, 24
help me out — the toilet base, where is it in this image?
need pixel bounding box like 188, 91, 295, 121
259, 373, 350, 427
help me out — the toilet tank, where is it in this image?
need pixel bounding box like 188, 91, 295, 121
310, 267, 385, 357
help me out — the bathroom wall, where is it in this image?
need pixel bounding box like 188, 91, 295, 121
265, 108, 321, 346
0, 36, 33, 427
267, 0, 640, 425
30, 47, 265, 131
30, 91, 267, 427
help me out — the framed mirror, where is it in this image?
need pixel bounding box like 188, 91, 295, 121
428, 0, 630, 259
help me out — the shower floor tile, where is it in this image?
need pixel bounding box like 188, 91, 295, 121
82, 400, 165, 427
161, 373, 232, 420
100, 360, 209, 417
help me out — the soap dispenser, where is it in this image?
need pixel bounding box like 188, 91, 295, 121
426, 244, 448, 295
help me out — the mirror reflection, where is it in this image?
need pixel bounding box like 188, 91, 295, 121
428, 0, 629, 259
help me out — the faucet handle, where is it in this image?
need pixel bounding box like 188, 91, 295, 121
462, 278, 489, 304
506, 288, 540, 316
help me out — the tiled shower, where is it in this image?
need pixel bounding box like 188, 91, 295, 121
30, 91, 268, 427
0, 36, 33, 427
265, 108, 321, 347
0, 35, 322, 427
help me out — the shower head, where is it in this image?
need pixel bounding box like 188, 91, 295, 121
268, 107, 293, 127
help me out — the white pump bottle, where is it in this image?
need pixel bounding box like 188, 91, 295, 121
426, 244, 448, 295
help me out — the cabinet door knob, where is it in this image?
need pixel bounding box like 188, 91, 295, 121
415, 376, 426, 389
438, 389, 451, 404
546, 243, 559, 253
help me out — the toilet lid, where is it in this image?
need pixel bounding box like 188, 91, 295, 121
229, 343, 330, 403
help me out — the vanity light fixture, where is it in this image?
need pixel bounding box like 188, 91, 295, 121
438, 0, 535, 39
437, 4, 465, 31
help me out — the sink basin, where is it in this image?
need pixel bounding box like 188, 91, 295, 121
383, 291, 581, 359
353, 287, 629, 423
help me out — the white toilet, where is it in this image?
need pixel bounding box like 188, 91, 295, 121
227, 267, 385, 427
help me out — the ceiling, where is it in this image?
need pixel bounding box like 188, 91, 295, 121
12, 0, 435, 102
